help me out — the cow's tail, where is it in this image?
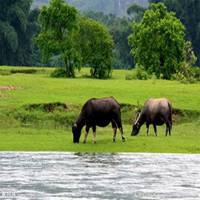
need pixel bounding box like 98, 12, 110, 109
168, 101, 173, 128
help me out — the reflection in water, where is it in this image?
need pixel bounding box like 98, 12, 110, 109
0, 153, 200, 200
74, 152, 120, 166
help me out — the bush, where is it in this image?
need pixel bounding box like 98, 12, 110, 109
10, 69, 38, 74
125, 66, 149, 80
90, 63, 112, 79
172, 63, 197, 83
50, 68, 66, 78
193, 67, 200, 80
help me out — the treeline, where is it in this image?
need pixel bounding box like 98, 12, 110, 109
0, 1, 39, 66
33, 0, 149, 16
0, 0, 136, 70
1, 0, 200, 81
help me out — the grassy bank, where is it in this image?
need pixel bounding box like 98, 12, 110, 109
0, 66, 200, 153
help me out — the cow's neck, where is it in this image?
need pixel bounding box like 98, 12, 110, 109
76, 114, 85, 130
137, 112, 146, 128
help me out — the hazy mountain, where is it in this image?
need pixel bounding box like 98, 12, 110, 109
32, 0, 148, 16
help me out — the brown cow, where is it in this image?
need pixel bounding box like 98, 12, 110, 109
72, 97, 126, 143
131, 98, 172, 136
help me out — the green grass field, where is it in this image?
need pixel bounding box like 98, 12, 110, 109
0, 66, 200, 153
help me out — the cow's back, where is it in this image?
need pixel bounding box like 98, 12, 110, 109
81, 97, 120, 118
144, 98, 171, 122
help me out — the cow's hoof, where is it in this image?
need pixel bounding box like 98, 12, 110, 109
113, 139, 116, 143
122, 137, 126, 142
83, 141, 86, 144
93, 141, 96, 144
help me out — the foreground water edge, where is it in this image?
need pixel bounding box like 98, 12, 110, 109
0, 152, 200, 200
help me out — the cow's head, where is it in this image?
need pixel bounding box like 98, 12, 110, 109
72, 123, 81, 143
131, 123, 140, 136
131, 112, 141, 136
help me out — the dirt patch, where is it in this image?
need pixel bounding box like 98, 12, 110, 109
0, 94, 9, 98
24, 102, 69, 113
0, 85, 21, 90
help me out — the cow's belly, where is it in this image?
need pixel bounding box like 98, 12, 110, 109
154, 117, 165, 125
96, 119, 111, 127
148, 115, 165, 126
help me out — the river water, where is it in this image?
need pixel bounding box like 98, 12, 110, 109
0, 153, 200, 200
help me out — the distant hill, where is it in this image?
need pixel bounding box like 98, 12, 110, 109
32, 0, 149, 16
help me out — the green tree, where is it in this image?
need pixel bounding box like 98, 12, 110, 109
150, 0, 200, 66
78, 17, 114, 79
129, 3, 185, 79
85, 11, 134, 69
184, 41, 197, 66
0, 0, 35, 66
35, 0, 80, 77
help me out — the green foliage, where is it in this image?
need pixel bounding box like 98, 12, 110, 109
85, 11, 134, 69
172, 63, 200, 84
0, 66, 46, 75
35, 0, 80, 77
184, 41, 197, 66
0, 0, 37, 66
172, 41, 198, 83
125, 65, 149, 80
50, 68, 67, 78
150, 0, 200, 66
129, 3, 186, 79
77, 17, 114, 79
172, 63, 197, 84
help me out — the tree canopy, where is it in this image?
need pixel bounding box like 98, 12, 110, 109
0, 0, 36, 66
85, 11, 134, 69
150, 0, 200, 66
129, 3, 186, 79
35, 0, 80, 77
78, 17, 114, 79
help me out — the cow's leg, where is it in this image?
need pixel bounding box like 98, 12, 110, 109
169, 122, 172, 136
120, 126, 126, 142
112, 113, 125, 142
112, 121, 117, 142
146, 123, 150, 136
92, 126, 96, 144
153, 124, 157, 136
165, 124, 169, 136
166, 121, 172, 136
83, 126, 90, 143
114, 116, 125, 142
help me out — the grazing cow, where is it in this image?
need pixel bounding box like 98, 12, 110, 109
131, 98, 172, 136
72, 97, 126, 143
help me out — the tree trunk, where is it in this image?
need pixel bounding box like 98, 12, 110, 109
68, 55, 75, 78
64, 57, 70, 77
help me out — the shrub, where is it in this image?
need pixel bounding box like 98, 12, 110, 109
125, 65, 149, 80
172, 63, 197, 83
10, 69, 38, 74
50, 68, 67, 78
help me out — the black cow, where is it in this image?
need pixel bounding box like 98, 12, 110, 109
72, 97, 126, 143
131, 98, 172, 136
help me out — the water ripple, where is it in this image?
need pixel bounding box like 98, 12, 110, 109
0, 153, 200, 200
